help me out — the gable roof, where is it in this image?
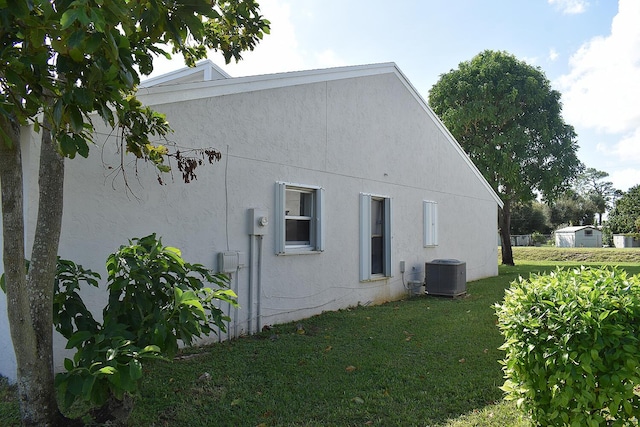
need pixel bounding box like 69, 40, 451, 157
556, 225, 601, 233
138, 59, 231, 88
137, 62, 503, 208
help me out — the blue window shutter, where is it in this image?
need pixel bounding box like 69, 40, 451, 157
359, 193, 371, 281
275, 182, 286, 254
384, 197, 392, 276
315, 187, 325, 251
423, 200, 438, 247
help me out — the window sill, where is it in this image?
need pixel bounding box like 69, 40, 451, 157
360, 275, 392, 283
277, 249, 323, 256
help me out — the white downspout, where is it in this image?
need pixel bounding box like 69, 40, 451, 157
248, 235, 254, 335
256, 235, 263, 333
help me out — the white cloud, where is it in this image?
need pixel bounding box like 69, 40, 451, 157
214, 1, 347, 77
609, 168, 640, 191
145, 1, 347, 79
557, 0, 640, 134
215, 1, 305, 76
556, 0, 640, 192
548, 0, 589, 14
612, 129, 640, 163
548, 48, 559, 62
314, 49, 345, 69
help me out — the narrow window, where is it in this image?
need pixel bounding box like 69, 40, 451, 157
275, 183, 324, 254
359, 193, 391, 281
371, 198, 385, 274
423, 200, 438, 247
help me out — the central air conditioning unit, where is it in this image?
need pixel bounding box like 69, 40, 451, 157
425, 259, 466, 297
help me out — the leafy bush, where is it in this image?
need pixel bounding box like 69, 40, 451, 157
495, 267, 640, 426
530, 231, 548, 245
52, 234, 237, 416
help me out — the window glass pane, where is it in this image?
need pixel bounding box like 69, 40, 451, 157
371, 198, 383, 236
286, 219, 311, 244
285, 190, 312, 217
371, 236, 384, 274
371, 198, 384, 274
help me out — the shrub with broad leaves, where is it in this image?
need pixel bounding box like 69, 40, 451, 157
51, 234, 237, 415
495, 266, 640, 426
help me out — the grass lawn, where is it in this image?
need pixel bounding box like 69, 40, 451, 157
129, 269, 514, 427
1, 248, 639, 426
125, 261, 638, 427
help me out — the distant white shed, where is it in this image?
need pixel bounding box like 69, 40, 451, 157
555, 225, 602, 248
612, 235, 640, 248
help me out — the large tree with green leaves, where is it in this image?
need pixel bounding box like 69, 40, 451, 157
606, 184, 640, 235
429, 50, 582, 265
548, 191, 597, 228
573, 167, 618, 225
0, 1, 268, 425
510, 201, 551, 235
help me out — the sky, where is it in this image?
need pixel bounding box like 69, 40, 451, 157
148, 0, 640, 192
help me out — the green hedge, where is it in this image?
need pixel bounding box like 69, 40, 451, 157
495, 267, 640, 426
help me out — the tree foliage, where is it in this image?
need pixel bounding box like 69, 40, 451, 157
0, 1, 269, 425
429, 50, 582, 265
606, 184, 640, 235
572, 168, 618, 225
510, 202, 551, 235
0, 0, 269, 162
548, 191, 597, 228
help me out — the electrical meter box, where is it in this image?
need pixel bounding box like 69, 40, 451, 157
248, 208, 268, 235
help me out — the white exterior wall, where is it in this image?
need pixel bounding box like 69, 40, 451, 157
1, 66, 500, 380
613, 235, 640, 248
574, 229, 602, 247
556, 229, 602, 247
555, 233, 575, 248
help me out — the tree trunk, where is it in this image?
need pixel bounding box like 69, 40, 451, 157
0, 116, 66, 426
500, 199, 515, 266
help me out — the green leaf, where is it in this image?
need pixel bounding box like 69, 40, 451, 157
81, 375, 96, 396
140, 345, 161, 354
67, 373, 86, 397
59, 134, 77, 158
98, 366, 117, 375
66, 330, 93, 349
60, 8, 81, 29
129, 359, 143, 380
53, 99, 64, 126
68, 106, 84, 132
74, 135, 90, 158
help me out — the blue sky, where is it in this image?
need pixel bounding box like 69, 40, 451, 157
149, 0, 639, 191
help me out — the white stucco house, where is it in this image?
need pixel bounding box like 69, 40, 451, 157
555, 225, 602, 248
0, 61, 503, 380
